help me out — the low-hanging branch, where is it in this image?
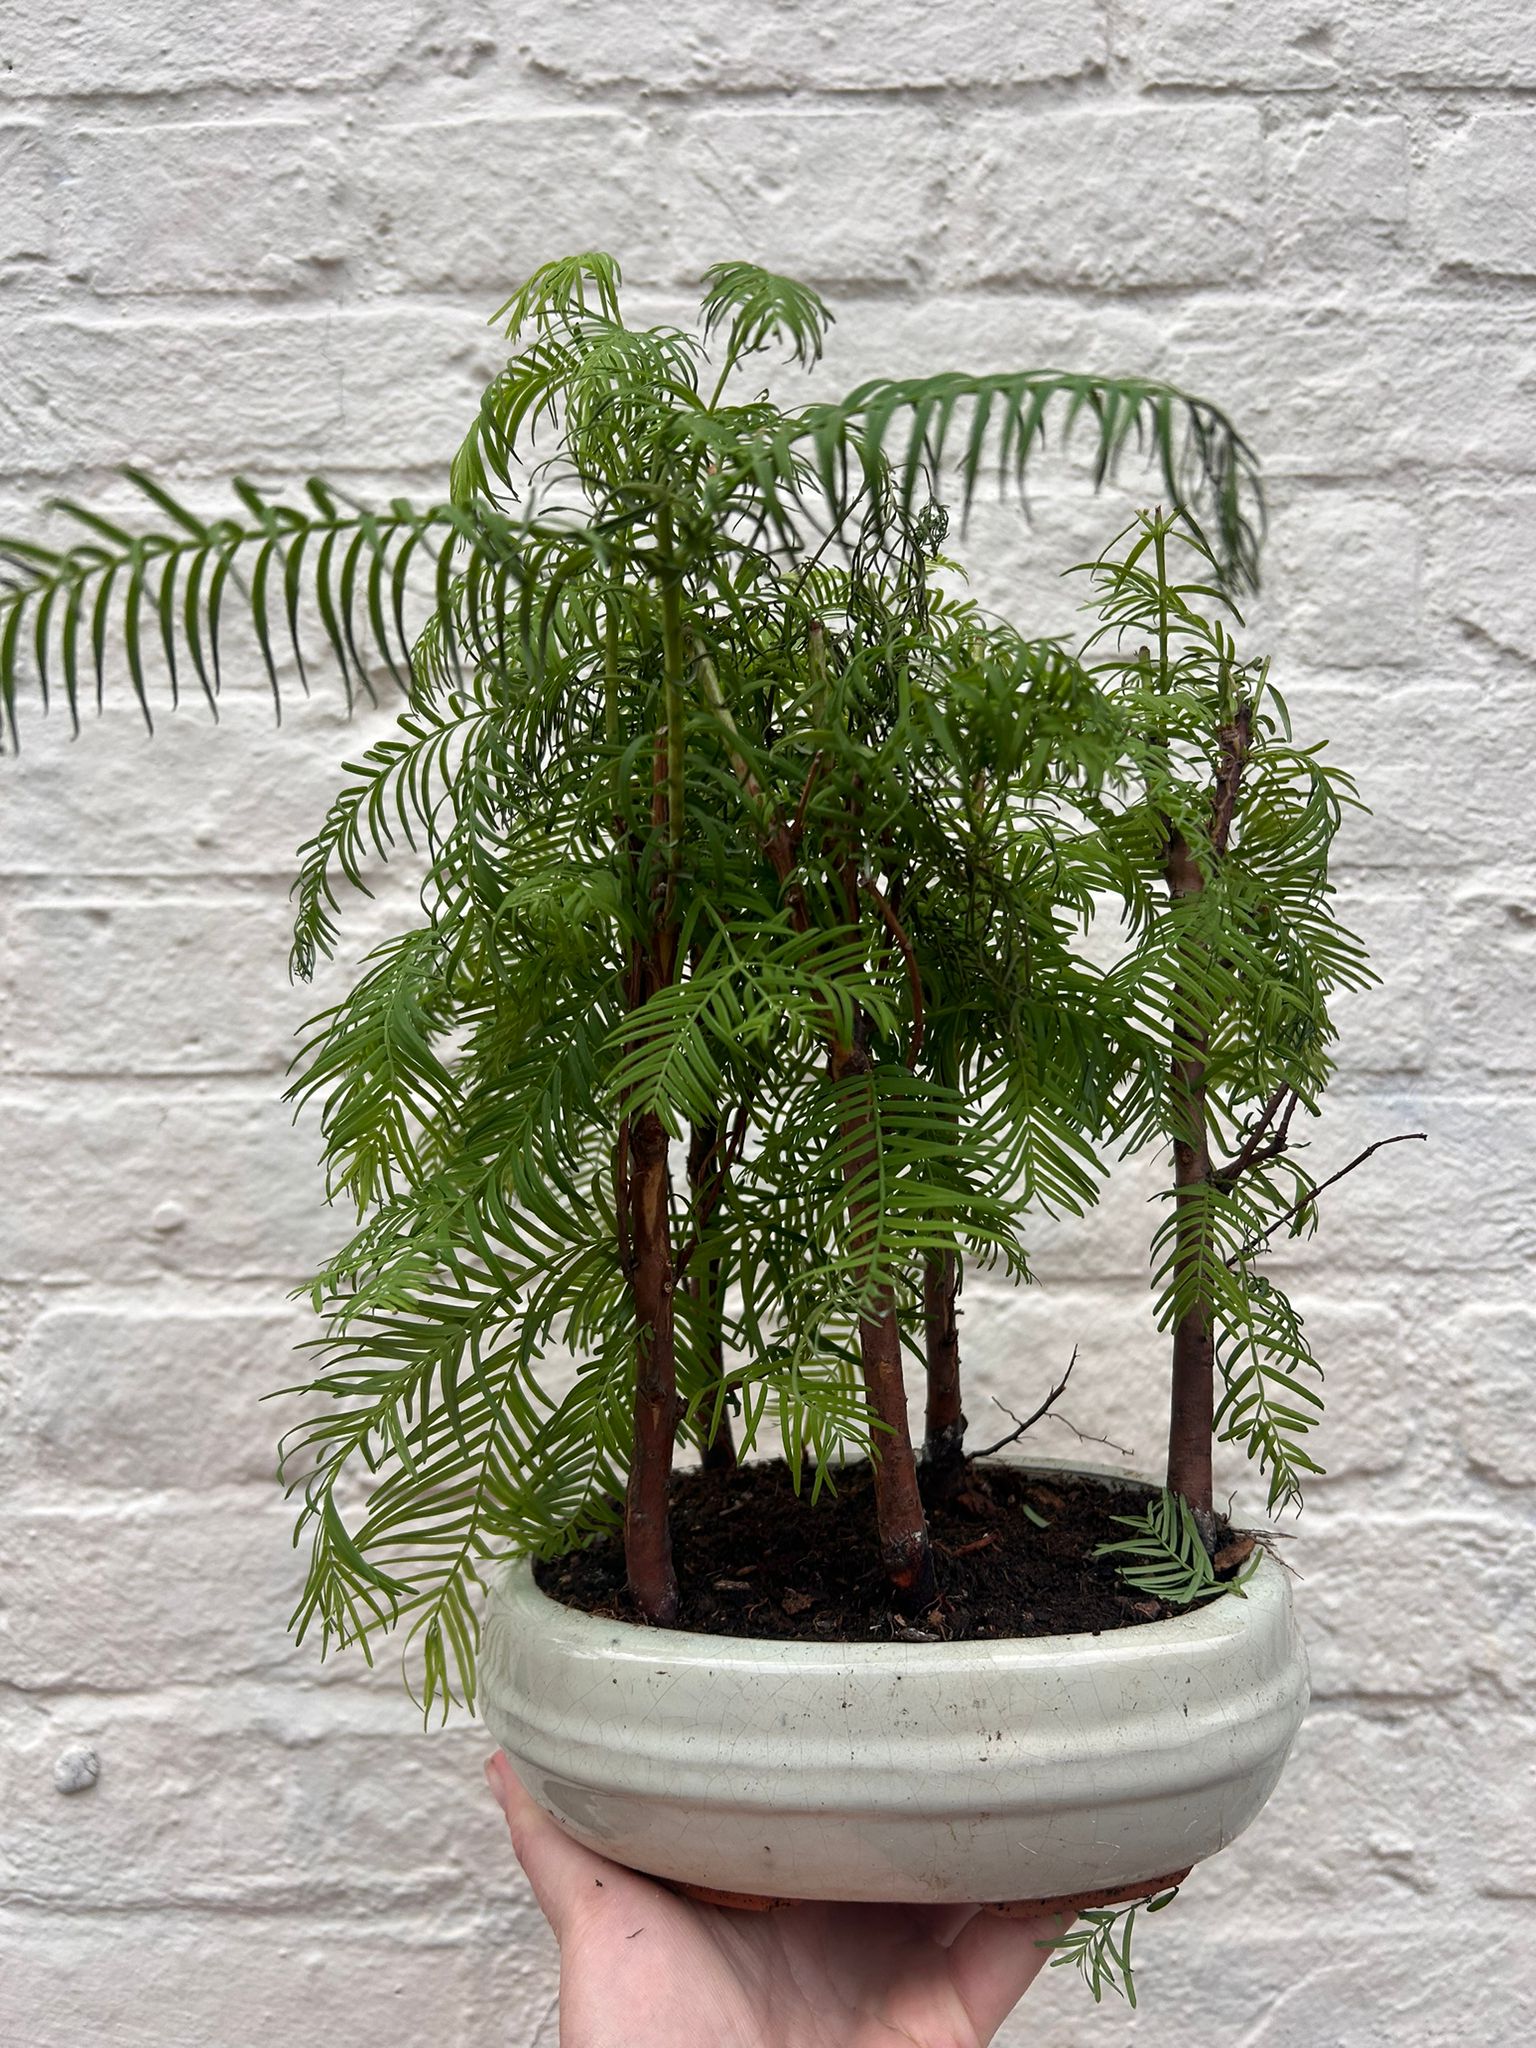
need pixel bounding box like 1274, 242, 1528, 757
1228, 1131, 1428, 1268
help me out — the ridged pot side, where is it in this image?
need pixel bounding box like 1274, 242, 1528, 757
479, 1507, 1309, 1906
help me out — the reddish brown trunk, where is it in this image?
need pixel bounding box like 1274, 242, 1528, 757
688, 1115, 737, 1472
1162, 709, 1251, 1524
831, 1037, 938, 1613
922, 1249, 965, 1470
623, 1100, 680, 1623
622, 692, 684, 1623
715, 627, 936, 1609
1166, 1020, 1216, 1516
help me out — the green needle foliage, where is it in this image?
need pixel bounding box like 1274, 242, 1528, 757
1044, 1886, 1182, 2007
1094, 1488, 1260, 1605
0, 255, 1376, 1745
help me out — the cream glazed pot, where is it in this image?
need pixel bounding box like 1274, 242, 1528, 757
478, 1477, 1308, 1908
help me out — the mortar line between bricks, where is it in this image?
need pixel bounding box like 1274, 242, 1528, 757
22, 278, 1536, 322
13, 71, 1536, 118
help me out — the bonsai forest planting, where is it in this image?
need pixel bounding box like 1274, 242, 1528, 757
2, 255, 1418, 1994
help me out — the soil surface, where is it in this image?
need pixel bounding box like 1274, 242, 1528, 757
534, 1460, 1256, 1642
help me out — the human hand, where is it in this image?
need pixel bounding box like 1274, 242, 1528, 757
486, 1751, 1064, 2048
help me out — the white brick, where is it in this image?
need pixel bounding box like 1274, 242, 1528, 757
1440, 886, 1536, 1077
672, 111, 945, 285
0, 695, 403, 875
1470, 1717, 1536, 1899
63, 122, 347, 295
957, 1280, 1168, 1478
0, 1094, 332, 1283
1327, 885, 1431, 1076
0, 1916, 509, 2048
1269, 1096, 1535, 1280
5, 309, 503, 473
1446, 1305, 1536, 1489
0, 121, 54, 261
1424, 113, 1536, 279
816, 292, 1177, 395
1165, 306, 1412, 478
358, 115, 665, 293
0, 1712, 499, 1908
1172, 298, 1536, 482
1354, 0, 1536, 85
0, 0, 440, 97
1304, 1513, 1536, 1699
1408, 310, 1536, 477
4, 1305, 304, 1493
1024, 1146, 1164, 1286
1278, 678, 1536, 878
1018, 1912, 1536, 2048
1241, 1708, 1469, 1908
948, 108, 1263, 291
2, 1499, 311, 1689
1298, 1299, 1413, 1484
1264, 492, 1422, 668
931, 488, 1168, 646
1430, 490, 1536, 660
518, 0, 1107, 88
0, 899, 303, 1074
1267, 115, 1410, 273
1126, 0, 1345, 89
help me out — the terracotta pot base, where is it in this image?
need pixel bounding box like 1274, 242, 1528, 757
980, 1867, 1191, 1919
667, 1866, 1192, 1917
667, 1879, 791, 1911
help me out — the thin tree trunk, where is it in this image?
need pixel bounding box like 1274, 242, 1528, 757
1162, 707, 1252, 1524
922, 1249, 965, 1470
703, 623, 937, 1609
1164, 866, 1216, 1517
623, 1093, 680, 1622
831, 1033, 938, 1613
622, 523, 687, 1624
687, 1115, 737, 1471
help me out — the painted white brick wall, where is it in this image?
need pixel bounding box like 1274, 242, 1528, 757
2, 3, 1533, 2042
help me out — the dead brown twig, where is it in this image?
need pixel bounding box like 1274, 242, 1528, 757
971, 1348, 1093, 1459
1228, 1130, 1428, 1267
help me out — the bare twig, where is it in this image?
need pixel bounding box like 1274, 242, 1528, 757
1214, 1083, 1298, 1190
1041, 1411, 1136, 1459
1229, 1131, 1428, 1267
970, 1349, 1079, 1459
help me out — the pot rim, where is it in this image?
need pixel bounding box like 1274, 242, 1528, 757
499, 1454, 1284, 1670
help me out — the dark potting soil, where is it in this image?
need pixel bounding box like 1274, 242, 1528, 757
534, 1460, 1257, 1642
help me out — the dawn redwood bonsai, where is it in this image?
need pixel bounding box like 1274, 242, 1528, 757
1, 254, 1416, 1995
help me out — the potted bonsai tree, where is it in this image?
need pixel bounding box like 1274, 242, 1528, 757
1, 254, 1413, 2003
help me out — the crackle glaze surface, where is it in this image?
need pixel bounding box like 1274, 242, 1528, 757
479, 1536, 1309, 1904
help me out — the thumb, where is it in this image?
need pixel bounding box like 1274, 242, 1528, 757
485, 1752, 636, 1933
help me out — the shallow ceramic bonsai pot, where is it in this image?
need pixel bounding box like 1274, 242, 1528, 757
479, 1473, 1308, 1908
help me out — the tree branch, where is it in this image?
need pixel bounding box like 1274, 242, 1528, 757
1229, 1131, 1428, 1267
970, 1349, 1079, 1459
1214, 1084, 1299, 1191
674, 1093, 754, 1282
861, 873, 924, 1068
